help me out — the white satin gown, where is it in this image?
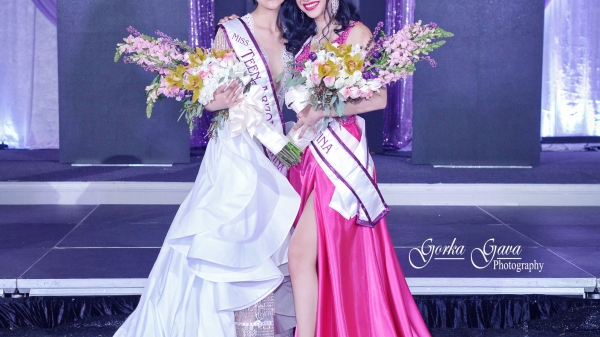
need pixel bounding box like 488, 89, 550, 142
114, 121, 300, 336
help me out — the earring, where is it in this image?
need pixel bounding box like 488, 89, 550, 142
332, 0, 339, 15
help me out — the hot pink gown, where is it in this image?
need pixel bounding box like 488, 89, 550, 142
289, 22, 431, 337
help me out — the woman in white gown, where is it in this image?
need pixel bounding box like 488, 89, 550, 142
113, 1, 298, 336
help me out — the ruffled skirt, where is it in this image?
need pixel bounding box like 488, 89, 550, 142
115, 124, 299, 337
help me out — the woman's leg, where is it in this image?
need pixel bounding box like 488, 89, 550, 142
288, 192, 318, 337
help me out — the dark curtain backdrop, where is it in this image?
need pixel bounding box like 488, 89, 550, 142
58, 0, 191, 164
412, 0, 544, 166
189, 0, 215, 147
15, 0, 600, 151
382, 0, 414, 151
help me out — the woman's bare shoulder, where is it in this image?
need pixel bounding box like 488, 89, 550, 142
346, 21, 372, 47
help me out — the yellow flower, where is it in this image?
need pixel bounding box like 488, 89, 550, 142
317, 60, 340, 79
343, 53, 364, 74
165, 65, 186, 89
188, 47, 207, 68
324, 41, 352, 57
184, 74, 204, 102
211, 48, 232, 59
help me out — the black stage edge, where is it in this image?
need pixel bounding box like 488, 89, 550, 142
58, 0, 190, 165
542, 137, 600, 144
0, 296, 138, 329
1, 295, 599, 332
412, 0, 544, 167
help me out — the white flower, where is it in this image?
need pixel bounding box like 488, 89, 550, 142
366, 80, 383, 91
147, 91, 158, 102
316, 50, 327, 62
351, 70, 363, 82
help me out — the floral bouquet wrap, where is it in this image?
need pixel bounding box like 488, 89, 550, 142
284, 21, 453, 148
115, 27, 302, 167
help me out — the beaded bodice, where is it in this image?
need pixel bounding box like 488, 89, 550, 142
241, 14, 293, 107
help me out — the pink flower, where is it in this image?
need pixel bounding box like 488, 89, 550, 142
323, 76, 336, 88
157, 77, 180, 98
310, 73, 322, 86
311, 61, 322, 73
222, 52, 235, 61
340, 87, 352, 100
360, 86, 373, 98
349, 86, 361, 99
198, 70, 210, 79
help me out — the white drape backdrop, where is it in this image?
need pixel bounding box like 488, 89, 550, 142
541, 0, 600, 137
0, 1, 59, 149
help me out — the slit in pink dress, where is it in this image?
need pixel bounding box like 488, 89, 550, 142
289, 22, 431, 337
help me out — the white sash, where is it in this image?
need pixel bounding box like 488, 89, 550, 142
220, 19, 287, 174
288, 38, 388, 226
310, 117, 389, 227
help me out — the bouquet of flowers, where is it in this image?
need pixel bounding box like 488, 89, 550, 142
115, 27, 302, 167
363, 20, 454, 85
285, 41, 379, 117
284, 21, 453, 144
115, 27, 192, 120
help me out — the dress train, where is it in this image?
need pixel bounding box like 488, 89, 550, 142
115, 123, 299, 337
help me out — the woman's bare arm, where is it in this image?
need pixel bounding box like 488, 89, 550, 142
204, 28, 243, 112
340, 22, 387, 114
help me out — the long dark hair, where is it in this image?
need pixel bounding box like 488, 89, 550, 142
281, 0, 361, 55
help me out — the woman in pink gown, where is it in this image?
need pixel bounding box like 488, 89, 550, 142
281, 0, 431, 336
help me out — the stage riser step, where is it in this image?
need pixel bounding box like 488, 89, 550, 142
7, 277, 597, 297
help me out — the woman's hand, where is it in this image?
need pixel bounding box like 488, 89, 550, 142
204, 81, 244, 112
218, 14, 240, 24
292, 105, 329, 138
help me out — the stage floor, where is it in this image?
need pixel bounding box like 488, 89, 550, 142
1, 149, 599, 296
2, 204, 599, 297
